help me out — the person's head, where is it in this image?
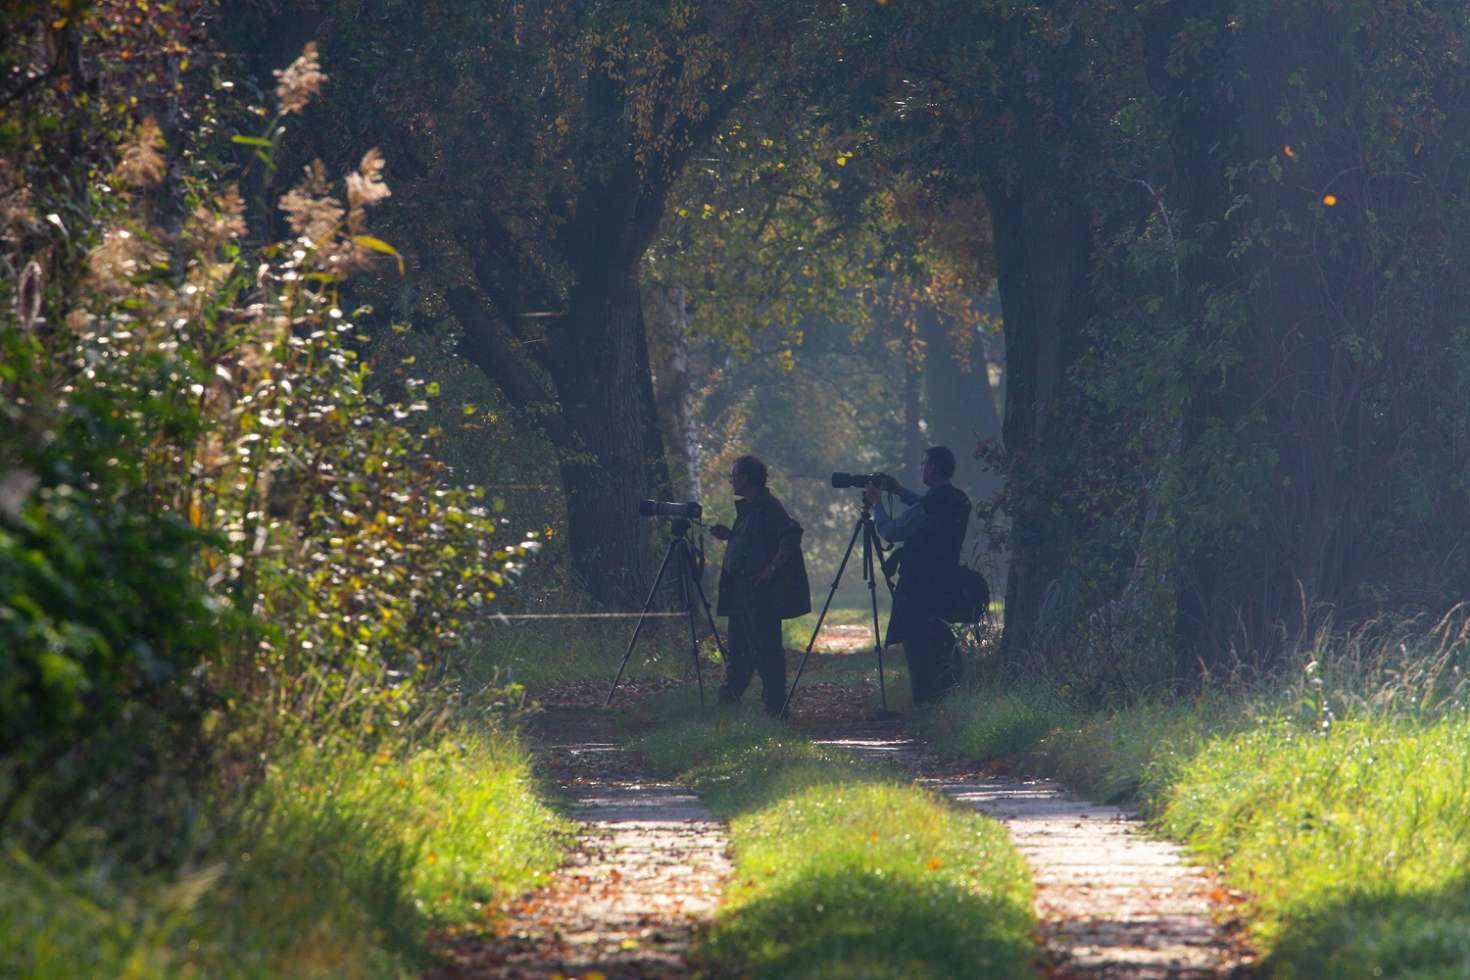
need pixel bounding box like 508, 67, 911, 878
921, 446, 956, 486
729, 454, 768, 497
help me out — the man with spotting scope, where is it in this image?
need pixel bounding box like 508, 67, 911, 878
709, 455, 811, 714
863, 446, 971, 705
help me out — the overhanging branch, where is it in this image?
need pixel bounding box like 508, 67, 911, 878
444, 284, 575, 451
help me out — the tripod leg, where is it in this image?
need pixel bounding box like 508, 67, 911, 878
677, 544, 707, 709
686, 558, 731, 670
781, 516, 865, 718
864, 522, 888, 713
606, 538, 678, 707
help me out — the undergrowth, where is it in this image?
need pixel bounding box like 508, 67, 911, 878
636, 695, 1035, 979
2, 30, 570, 977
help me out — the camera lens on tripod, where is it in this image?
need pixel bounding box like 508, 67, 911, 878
831, 472, 887, 490
638, 499, 703, 520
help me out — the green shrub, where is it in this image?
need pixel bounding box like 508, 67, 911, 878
1, 34, 536, 845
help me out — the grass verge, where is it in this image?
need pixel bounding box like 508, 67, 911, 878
459, 617, 699, 690
920, 666, 1470, 977
1, 729, 569, 978
635, 694, 1036, 979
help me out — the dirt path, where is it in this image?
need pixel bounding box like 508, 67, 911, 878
432, 638, 1252, 978
790, 634, 1254, 978
429, 691, 730, 980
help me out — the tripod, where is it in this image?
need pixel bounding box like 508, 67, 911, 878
781, 497, 893, 717
606, 518, 725, 708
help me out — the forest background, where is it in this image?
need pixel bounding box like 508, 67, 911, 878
6, 0, 1470, 975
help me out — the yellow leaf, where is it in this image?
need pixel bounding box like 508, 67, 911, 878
351, 235, 405, 275
835, 155, 847, 166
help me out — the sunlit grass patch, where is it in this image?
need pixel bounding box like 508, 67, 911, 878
1161, 715, 1470, 976
0, 730, 568, 978
274, 732, 571, 923
919, 684, 1071, 763
705, 780, 1034, 979
638, 705, 1036, 978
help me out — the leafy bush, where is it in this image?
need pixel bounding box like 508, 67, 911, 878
1, 25, 534, 848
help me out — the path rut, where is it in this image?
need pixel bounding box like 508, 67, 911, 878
429, 704, 730, 979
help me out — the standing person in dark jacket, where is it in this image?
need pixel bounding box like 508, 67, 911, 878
710, 455, 811, 714
863, 446, 971, 705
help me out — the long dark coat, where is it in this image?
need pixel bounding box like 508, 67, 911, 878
884, 483, 971, 646
716, 489, 812, 621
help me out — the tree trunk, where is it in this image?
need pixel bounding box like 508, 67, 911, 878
644, 282, 701, 500
987, 172, 1093, 664
554, 251, 658, 606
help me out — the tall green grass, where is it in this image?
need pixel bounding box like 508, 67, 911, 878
637, 697, 1035, 978
1, 730, 568, 978
458, 617, 698, 689
922, 611, 1470, 977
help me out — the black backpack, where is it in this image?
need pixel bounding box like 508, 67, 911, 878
944, 564, 991, 624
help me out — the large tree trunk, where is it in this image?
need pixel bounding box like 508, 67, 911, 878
555, 263, 658, 605
1135, 1, 1252, 683
544, 154, 673, 607
644, 282, 701, 500
988, 175, 1093, 664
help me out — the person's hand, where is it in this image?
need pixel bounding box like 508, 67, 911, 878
862, 483, 882, 507
710, 523, 732, 541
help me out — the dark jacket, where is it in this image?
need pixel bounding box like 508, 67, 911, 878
716, 489, 812, 621
884, 482, 971, 646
